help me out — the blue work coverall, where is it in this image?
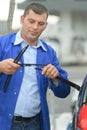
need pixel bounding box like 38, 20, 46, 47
0, 33, 71, 130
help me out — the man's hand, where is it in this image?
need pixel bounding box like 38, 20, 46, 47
0, 58, 20, 74
42, 64, 59, 82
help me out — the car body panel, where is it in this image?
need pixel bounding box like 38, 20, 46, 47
72, 75, 87, 130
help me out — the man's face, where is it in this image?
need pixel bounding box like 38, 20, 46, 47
20, 10, 48, 45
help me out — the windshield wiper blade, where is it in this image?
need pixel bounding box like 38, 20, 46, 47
35, 67, 80, 91
17, 63, 47, 66
3, 45, 29, 93
56, 75, 80, 91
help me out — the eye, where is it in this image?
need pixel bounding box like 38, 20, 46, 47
38, 22, 45, 26
28, 19, 35, 24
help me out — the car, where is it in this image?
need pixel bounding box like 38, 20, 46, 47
72, 75, 87, 130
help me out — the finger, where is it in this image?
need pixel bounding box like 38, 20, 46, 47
47, 69, 57, 78
42, 64, 51, 74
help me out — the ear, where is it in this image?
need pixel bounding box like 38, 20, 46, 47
20, 15, 24, 24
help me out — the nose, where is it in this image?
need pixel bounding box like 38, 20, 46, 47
33, 22, 38, 29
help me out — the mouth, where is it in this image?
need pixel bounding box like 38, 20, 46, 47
29, 29, 38, 34
31, 31, 38, 35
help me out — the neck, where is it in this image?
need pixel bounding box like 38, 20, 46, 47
21, 32, 38, 46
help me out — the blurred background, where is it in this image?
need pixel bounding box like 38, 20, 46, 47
0, 0, 87, 129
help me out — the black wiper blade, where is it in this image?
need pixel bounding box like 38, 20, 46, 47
57, 75, 80, 91
17, 63, 47, 66
14, 45, 29, 63
35, 67, 81, 91
3, 45, 29, 93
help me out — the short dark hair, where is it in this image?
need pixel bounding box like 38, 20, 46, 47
23, 3, 49, 19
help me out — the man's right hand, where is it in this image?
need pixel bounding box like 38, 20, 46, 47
0, 58, 20, 74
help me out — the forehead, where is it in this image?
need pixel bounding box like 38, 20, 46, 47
25, 10, 47, 21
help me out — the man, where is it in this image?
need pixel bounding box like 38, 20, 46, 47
0, 3, 71, 130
